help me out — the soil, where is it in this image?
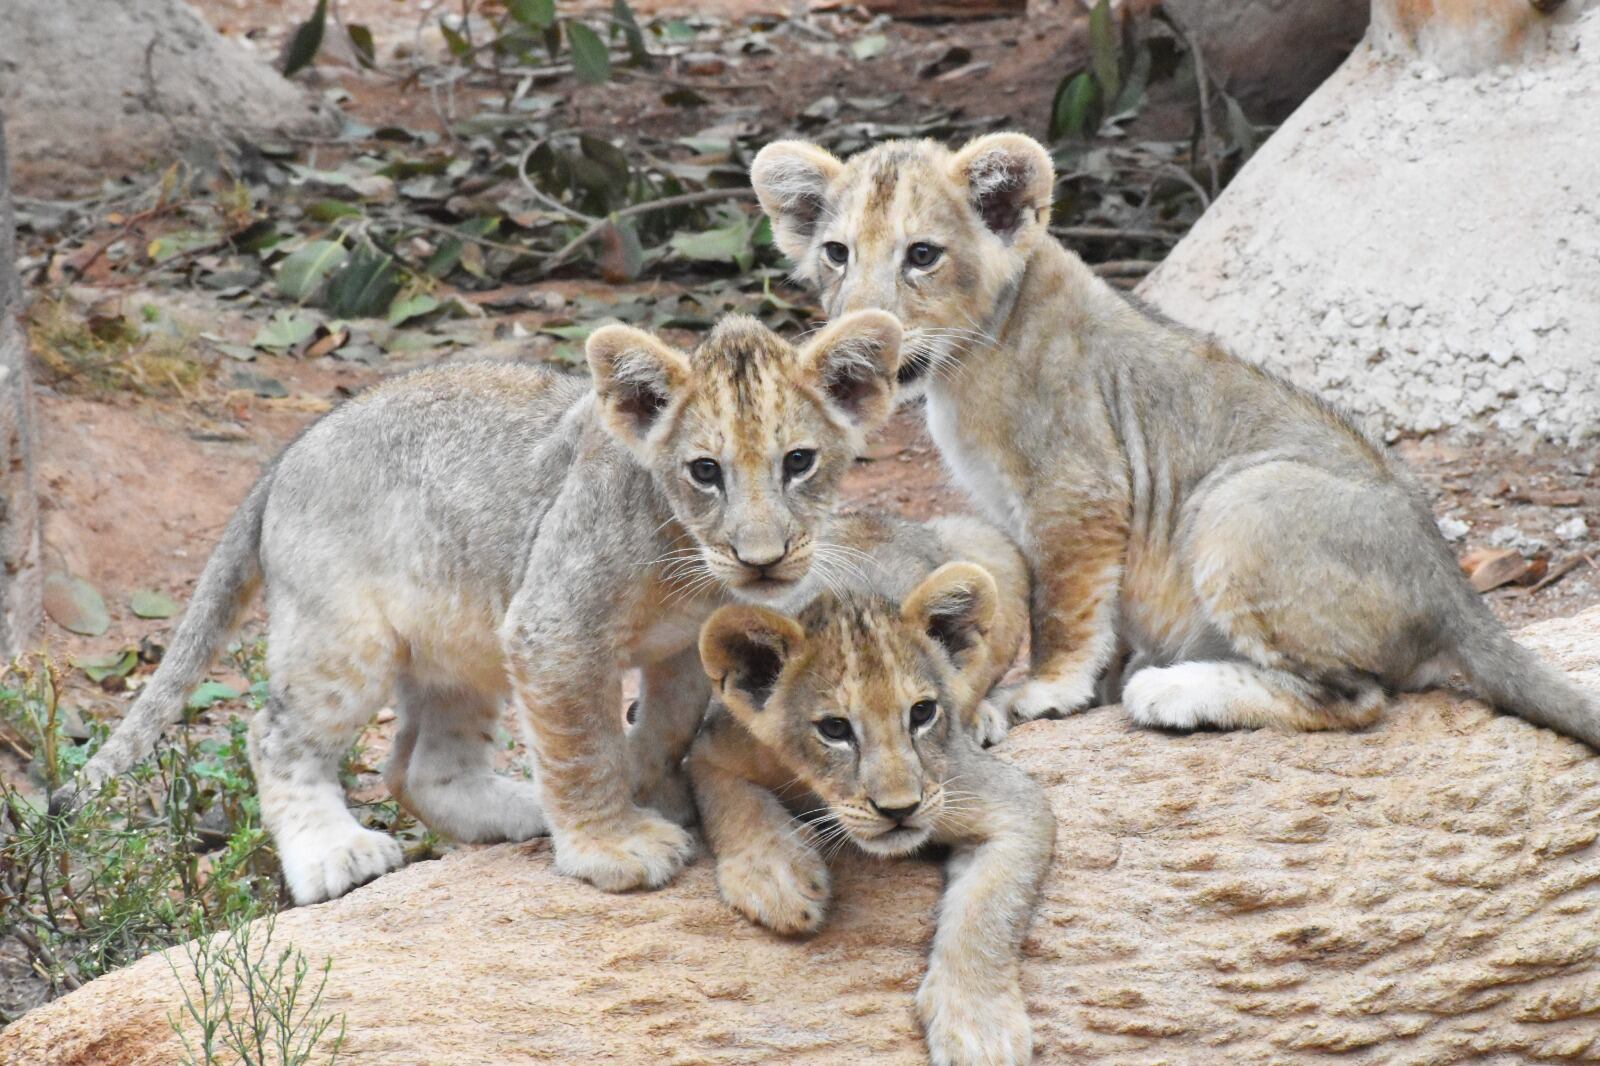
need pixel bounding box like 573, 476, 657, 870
4, 0, 1599, 1027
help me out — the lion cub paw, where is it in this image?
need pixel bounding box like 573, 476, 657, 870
970, 698, 1012, 748
1003, 674, 1095, 723
917, 972, 1032, 1066
554, 809, 696, 892
716, 840, 831, 935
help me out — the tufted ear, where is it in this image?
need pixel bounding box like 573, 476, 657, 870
700, 605, 807, 725
750, 140, 845, 265
797, 309, 902, 435
902, 563, 998, 690
587, 324, 693, 459
948, 132, 1055, 244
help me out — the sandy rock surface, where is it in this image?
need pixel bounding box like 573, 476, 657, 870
4, 607, 1600, 1065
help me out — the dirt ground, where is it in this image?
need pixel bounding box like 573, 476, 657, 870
4, 0, 1599, 1024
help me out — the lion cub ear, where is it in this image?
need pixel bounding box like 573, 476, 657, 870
948, 132, 1055, 244
798, 309, 903, 435
751, 141, 845, 265
586, 324, 694, 459
903, 563, 998, 688
700, 606, 807, 727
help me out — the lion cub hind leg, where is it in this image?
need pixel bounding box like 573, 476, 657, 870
389, 678, 546, 844
1123, 660, 1385, 732
251, 616, 404, 905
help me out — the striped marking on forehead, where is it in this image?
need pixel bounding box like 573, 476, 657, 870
804, 596, 921, 719
839, 141, 954, 247
686, 315, 803, 452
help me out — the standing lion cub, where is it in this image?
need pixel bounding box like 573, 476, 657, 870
752, 132, 1600, 746
56, 311, 904, 904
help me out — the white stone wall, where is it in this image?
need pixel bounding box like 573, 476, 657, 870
1139, 2, 1600, 444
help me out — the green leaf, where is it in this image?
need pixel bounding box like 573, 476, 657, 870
440, 24, 470, 58
347, 24, 376, 68
386, 294, 441, 326
669, 215, 756, 271
1088, 0, 1120, 103
187, 681, 242, 713
611, 0, 649, 65
539, 323, 597, 342
42, 573, 110, 637
567, 22, 611, 83
851, 34, 888, 61
274, 239, 347, 301
283, 0, 329, 77
1050, 71, 1101, 142
130, 590, 179, 619
325, 243, 403, 318
252, 309, 320, 351
73, 650, 138, 683
510, 0, 555, 29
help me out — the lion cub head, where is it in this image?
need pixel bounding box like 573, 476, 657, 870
586, 311, 901, 603
750, 133, 1054, 394
699, 563, 999, 855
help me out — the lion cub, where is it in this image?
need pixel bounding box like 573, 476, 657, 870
58, 311, 904, 904
691, 526, 1052, 1066
752, 132, 1600, 747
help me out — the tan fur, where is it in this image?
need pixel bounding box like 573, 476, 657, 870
752, 132, 1600, 749
690, 530, 1053, 1066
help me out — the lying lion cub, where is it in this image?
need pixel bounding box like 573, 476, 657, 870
56, 311, 904, 904
752, 132, 1600, 746
692, 513, 1053, 1066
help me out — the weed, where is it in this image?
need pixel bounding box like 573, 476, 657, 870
26, 296, 209, 399
169, 908, 346, 1066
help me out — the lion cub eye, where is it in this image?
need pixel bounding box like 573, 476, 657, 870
906, 242, 943, 269
909, 700, 938, 730
688, 458, 722, 487
816, 716, 854, 743
783, 448, 816, 479
822, 241, 849, 266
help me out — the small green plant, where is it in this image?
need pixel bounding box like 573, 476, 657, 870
169, 909, 346, 1066
26, 297, 209, 399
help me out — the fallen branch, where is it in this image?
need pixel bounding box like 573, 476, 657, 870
541, 187, 758, 274
1092, 259, 1158, 278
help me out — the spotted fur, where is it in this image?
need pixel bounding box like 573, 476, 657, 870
753, 132, 1600, 747
57, 312, 903, 904
690, 517, 1051, 1066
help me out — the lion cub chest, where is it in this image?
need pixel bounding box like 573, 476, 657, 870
926, 392, 1026, 542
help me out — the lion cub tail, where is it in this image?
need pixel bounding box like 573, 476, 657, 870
1452, 602, 1600, 750
50, 468, 275, 813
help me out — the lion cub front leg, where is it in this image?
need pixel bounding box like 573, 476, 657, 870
690, 722, 830, 935
1006, 508, 1127, 722
627, 646, 710, 827
919, 751, 1055, 1066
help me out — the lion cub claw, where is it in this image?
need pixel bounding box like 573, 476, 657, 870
717, 840, 831, 935
917, 973, 1033, 1066
553, 810, 696, 893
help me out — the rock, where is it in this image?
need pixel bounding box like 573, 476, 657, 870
1557, 516, 1590, 544
1436, 515, 1470, 542
4, 608, 1600, 1065
0, 118, 42, 658
1139, 0, 1600, 445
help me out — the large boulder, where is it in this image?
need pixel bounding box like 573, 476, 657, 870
0, 0, 335, 192
4, 606, 1600, 1064
1139, 0, 1600, 444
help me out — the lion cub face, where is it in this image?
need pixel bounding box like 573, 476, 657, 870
700, 563, 998, 855
587, 312, 901, 603
750, 134, 1055, 394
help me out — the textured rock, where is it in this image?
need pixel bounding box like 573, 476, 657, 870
0, 0, 335, 192
4, 607, 1600, 1064
0, 117, 42, 657
1140, 0, 1600, 445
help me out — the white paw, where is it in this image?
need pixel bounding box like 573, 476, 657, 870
717, 841, 830, 935
280, 826, 405, 905
1003, 674, 1095, 723
405, 774, 548, 843
554, 809, 696, 892
970, 699, 1012, 748
918, 973, 1033, 1066
1123, 662, 1253, 730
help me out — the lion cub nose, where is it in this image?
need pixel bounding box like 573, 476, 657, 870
731, 543, 787, 572
870, 798, 921, 823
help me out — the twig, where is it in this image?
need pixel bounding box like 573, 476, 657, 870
1092, 259, 1158, 278
403, 217, 541, 258
1162, 12, 1220, 200
542, 187, 757, 273
515, 144, 596, 225
1529, 552, 1600, 594
13, 927, 83, 992
1056, 225, 1181, 242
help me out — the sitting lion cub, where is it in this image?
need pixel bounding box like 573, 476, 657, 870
57, 311, 904, 905
752, 132, 1600, 747
691, 518, 1053, 1066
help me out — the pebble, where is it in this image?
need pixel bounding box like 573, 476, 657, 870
1555, 516, 1589, 544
